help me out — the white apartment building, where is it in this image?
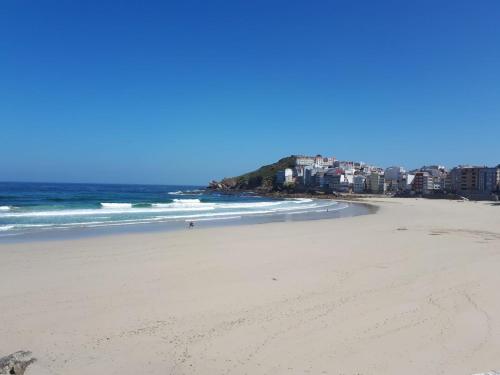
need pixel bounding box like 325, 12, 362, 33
276, 168, 294, 184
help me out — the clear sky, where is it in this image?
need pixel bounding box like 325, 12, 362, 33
1, 1, 499, 185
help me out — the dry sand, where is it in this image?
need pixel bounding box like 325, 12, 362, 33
1, 198, 500, 374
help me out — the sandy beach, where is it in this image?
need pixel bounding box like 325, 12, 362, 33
1, 198, 500, 374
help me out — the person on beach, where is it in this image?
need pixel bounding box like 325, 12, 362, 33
188, 221, 194, 229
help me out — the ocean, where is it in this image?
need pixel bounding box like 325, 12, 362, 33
0, 182, 368, 240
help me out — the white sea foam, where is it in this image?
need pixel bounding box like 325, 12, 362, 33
14, 224, 53, 227
293, 198, 314, 203
161, 204, 343, 220
100, 203, 133, 208
173, 198, 201, 203
153, 209, 275, 220
151, 203, 172, 208
157, 200, 285, 211
168, 191, 203, 196
0, 206, 11, 211
170, 199, 212, 209
153, 201, 210, 208
1, 204, 216, 217
0, 224, 52, 231
167, 191, 183, 195
0, 199, 350, 233
0, 199, 344, 221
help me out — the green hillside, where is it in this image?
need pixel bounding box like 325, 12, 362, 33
209, 156, 296, 190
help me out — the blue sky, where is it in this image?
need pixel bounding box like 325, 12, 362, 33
1, 1, 499, 185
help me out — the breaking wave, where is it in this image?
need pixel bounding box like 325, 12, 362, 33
172, 198, 201, 203
0, 196, 351, 235
100, 203, 133, 209
294, 198, 313, 203
167, 191, 183, 195
168, 189, 204, 196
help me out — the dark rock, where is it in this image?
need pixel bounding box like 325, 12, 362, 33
0, 352, 36, 375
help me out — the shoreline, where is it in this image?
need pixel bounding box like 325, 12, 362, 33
207, 186, 500, 202
1, 198, 500, 374
0, 199, 375, 244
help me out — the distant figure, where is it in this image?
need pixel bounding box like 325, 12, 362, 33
189, 221, 194, 229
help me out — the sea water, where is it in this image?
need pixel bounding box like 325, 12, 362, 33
0, 182, 370, 240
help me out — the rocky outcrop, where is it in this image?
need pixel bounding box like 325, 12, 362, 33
0, 351, 36, 375
208, 156, 296, 191
208, 178, 239, 191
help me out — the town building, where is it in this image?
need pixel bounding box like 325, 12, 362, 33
412, 172, 433, 194
324, 170, 350, 192
274, 154, 497, 199
384, 166, 406, 182
479, 166, 500, 193
353, 175, 366, 193
449, 166, 481, 193
276, 168, 294, 185
292, 166, 305, 185
384, 167, 405, 192
294, 156, 315, 167
293, 155, 335, 168
448, 165, 500, 198
314, 170, 326, 188
420, 165, 447, 191
400, 174, 415, 191
303, 167, 319, 186
369, 173, 385, 194
314, 155, 335, 168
